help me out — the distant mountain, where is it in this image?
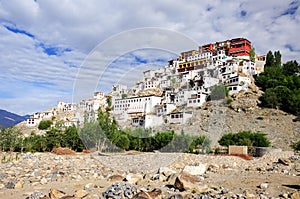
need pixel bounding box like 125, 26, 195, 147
0, 109, 29, 128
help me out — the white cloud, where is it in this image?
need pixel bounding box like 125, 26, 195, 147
0, 0, 299, 114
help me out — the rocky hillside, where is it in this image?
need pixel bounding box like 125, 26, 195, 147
13, 84, 300, 150
153, 88, 300, 151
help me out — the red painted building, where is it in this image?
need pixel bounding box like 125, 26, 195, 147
197, 38, 251, 57
228, 38, 251, 57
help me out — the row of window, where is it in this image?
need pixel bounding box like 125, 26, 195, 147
145, 81, 157, 85
229, 77, 239, 83
179, 60, 209, 69
189, 99, 202, 104
115, 97, 152, 104
170, 114, 183, 119
228, 86, 238, 91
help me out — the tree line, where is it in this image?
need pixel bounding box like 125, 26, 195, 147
256, 50, 300, 116
0, 109, 273, 153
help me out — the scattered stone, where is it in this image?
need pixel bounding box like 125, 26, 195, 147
49, 188, 66, 199
174, 172, 208, 192
40, 177, 48, 185
15, 180, 25, 189
182, 164, 206, 176
6, 181, 15, 189
291, 191, 300, 199
75, 189, 88, 198
158, 167, 176, 177
125, 173, 143, 184
207, 164, 219, 173
151, 173, 167, 182
278, 158, 290, 166
84, 183, 95, 190
25, 191, 48, 199
166, 173, 178, 184
133, 188, 162, 199
169, 194, 183, 199
281, 193, 289, 199
102, 182, 138, 199
245, 192, 256, 199
108, 174, 124, 182
221, 189, 229, 194
259, 183, 269, 189
0, 183, 5, 189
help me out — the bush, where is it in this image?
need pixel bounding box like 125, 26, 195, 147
0, 127, 22, 152
291, 140, 300, 152
38, 120, 53, 130
210, 85, 228, 100
218, 131, 270, 147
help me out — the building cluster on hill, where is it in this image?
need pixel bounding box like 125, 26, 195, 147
26, 38, 266, 129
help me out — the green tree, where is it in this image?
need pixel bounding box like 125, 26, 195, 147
250, 46, 256, 62
113, 133, 130, 150
274, 51, 282, 67
283, 60, 300, 76
264, 51, 274, 67
64, 125, 84, 151
44, 128, 62, 151
0, 127, 22, 151
38, 120, 53, 130
209, 85, 228, 100
218, 131, 270, 147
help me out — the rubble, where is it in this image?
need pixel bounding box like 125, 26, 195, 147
0, 151, 299, 199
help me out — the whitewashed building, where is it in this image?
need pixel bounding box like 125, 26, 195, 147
227, 75, 251, 95
167, 111, 193, 124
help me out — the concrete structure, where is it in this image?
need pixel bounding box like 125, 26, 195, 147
167, 111, 193, 124
227, 75, 251, 95
228, 145, 248, 155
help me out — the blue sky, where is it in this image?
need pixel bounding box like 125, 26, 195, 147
0, 0, 299, 115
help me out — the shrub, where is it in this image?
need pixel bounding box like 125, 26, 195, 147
218, 131, 270, 147
291, 140, 300, 152
38, 120, 53, 130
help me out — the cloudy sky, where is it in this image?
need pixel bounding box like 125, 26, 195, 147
0, 0, 299, 115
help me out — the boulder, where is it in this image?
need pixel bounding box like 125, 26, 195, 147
84, 183, 95, 190
182, 164, 206, 176
40, 177, 48, 185
133, 188, 162, 199
108, 174, 124, 182
158, 167, 176, 177
49, 188, 66, 199
278, 158, 290, 166
75, 189, 88, 198
15, 180, 25, 189
259, 183, 269, 189
150, 174, 167, 182
291, 191, 300, 199
174, 172, 208, 192
125, 173, 143, 184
